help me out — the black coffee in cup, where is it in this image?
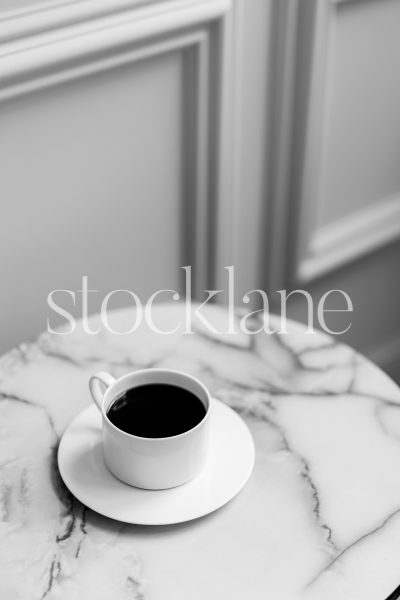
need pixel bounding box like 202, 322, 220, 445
106, 383, 207, 438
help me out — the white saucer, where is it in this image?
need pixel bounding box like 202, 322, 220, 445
58, 399, 255, 525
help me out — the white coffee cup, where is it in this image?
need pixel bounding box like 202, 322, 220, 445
89, 368, 211, 490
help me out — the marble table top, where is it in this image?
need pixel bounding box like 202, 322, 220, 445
1, 303, 400, 600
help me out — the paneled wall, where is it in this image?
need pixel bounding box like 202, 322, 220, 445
261, 0, 400, 380
292, 0, 400, 283
0, 0, 230, 352
1, 0, 400, 381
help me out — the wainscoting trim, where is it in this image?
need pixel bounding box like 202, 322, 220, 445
287, 0, 400, 284
0, 0, 229, 101
0, 0, 229, 44
0, 0, 231, 296
298, 193, 400, 282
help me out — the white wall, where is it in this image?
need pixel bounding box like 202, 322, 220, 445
1, 0, 400, 382
263, 0, 400, 380
1, 52, 184, 349
0, 0, 230, 353
320, 0, 400, 226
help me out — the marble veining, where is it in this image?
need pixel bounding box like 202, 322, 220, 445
0, 304, 400, 599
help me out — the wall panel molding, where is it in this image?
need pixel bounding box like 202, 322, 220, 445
0, 0, 229, 98
0, 0, 231, 297
299, 193, 400, 281
0, 0, 229, 44
284, 0, 400, 285
213, 0, 274, 298
266, 0, 400, 287
264, 0, 301, 291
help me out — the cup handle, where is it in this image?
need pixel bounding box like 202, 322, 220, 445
89, 371, 116, 411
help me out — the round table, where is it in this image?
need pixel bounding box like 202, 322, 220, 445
1, 303, 400, 600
